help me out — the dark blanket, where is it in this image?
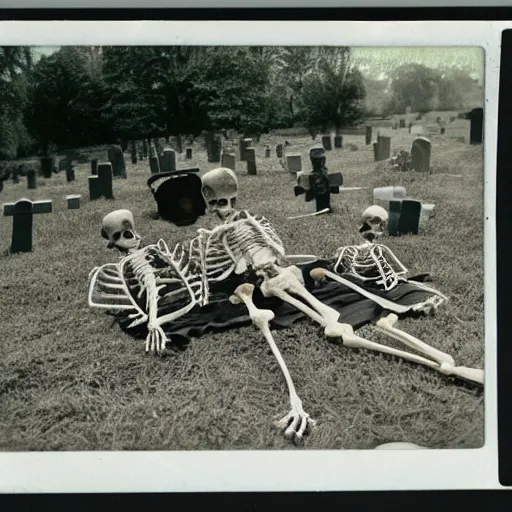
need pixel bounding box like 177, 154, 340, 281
118, 259, 444, 345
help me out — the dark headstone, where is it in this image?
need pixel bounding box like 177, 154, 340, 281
91, 159, 98, 176
246, 148, 257, 175
65, 159, 75, 183
374, 136, 391, 161
365, 126, 372, 145
186, 147, 193, 159
322, 135, 332, 151
334, 135, 343, 149
12, 168, 20, 184
161, 148, 177, 173
108, 145, 127, 179
27, 169, 37, 189
411, 137, 431, 172
208, 136, 222, 163
265, 145, 271, 158
239, 138, 252, 162
98, 162, 114, 200
470, 107, 483, 144
41, 156, 53, 178
88, 176, 102, 200
286, 154, 302, 173
149, 156, 160, 174
399, 119, 406, 128
388, 200, 401, 236
3, 198, 52, 253
143, 140, 148, 159
66, 194, 81, 209
130, 141, 137, 164
276, 143, 284, 158
398, 199, 421, 235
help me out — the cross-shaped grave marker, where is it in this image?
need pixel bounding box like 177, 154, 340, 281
3, 198, 53, 253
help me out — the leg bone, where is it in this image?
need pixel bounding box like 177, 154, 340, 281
230, 283, 316, 443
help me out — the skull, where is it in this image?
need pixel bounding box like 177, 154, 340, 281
359, 205, 388, 242
201, 167, 238, 220
101, 209, 141, 252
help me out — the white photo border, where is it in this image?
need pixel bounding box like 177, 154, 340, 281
0, 19, 501, 492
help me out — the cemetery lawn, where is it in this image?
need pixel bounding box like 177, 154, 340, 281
0, 131, 484, 451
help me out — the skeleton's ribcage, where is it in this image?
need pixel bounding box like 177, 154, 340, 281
333, 244, 407, 291
88, 240, 205, 320
187, 210, 287, 285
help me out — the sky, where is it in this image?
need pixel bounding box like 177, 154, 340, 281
31, 45, 484, 84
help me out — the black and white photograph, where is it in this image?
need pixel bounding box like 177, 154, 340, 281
0, 17, 498, 493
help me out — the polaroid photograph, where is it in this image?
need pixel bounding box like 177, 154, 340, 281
0, 18, 501, 493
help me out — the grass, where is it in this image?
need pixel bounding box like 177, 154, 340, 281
0, 129, 485, 451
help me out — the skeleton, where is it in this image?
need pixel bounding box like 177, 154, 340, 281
194, 170, 484, 442
88, 209, 204, 355
333, 205, 408, 292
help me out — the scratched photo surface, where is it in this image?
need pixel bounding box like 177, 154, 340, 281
0, 46, 484, 451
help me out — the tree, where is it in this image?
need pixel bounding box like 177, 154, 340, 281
299, 47, 366, 134
25, 47, 110, 152
387, 63, 440, 114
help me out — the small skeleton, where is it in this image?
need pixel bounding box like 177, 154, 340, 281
88, 209, 204, 355
333, 205, 409, 292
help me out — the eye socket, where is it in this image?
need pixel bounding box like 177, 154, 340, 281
113, 232, 122, 241
123, 230, 134, 239
208, 199, 218, 207
217, 199, 228, 207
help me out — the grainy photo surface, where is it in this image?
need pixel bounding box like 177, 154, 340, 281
0, 45, 484, 451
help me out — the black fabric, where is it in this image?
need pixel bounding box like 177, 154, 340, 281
118, 259, 442, 346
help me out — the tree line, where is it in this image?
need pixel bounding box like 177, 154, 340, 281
0, 45, 482, 160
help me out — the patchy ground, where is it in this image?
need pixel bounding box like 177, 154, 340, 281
0, 130, 484, 451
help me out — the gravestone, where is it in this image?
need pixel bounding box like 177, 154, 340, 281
399, 119, 406, 128
147, 168, 206, 226
161, 148, 177, 173
3, 198, 52, 253
294, 144, 342, 213
98, 162, 114, 200
286, 154, 302, 174
265, 144, 271, 158
91, 159, 98, 176
470, 107, 483, 144
108, 145, 127, 179
334, 135, 343, 149
221, 152, 236, 171
276, 143, 284, 158
130, 141, 137, 164
373, 136, 391, 161
246, 148, 257, 175
149, 155, 160, 174
143, 140, 148, 159
65, 159, 75, 183
88, 176, 102, 200
27, 169, 37, 190
388, 199, 422, 236
58, 157, 68, 172
66, 194, 81, 209
410, 124, 424, 136
12, 167, 20, 184
41, 156, 53, 178
186, 147, 193, 159
411, 137, 431, 173
398, 199, 422, 235
322, 135, 332, 151
365, 126, 372, 145
239, 138, 252, 162
207, 136, 222, 163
